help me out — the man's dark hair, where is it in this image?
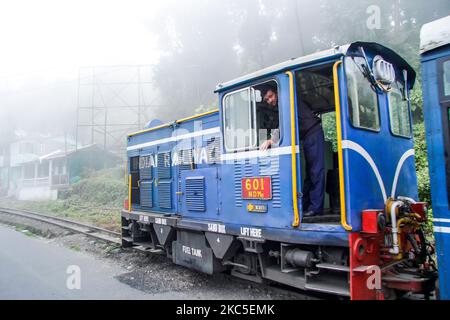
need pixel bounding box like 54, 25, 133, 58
260, 84, 277, 98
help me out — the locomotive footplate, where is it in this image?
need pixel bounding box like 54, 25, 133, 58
383, 270, 437, 295
121, 210, 178, 249
121, 209, 179, 227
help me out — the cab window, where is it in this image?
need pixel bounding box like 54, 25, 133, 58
389, 82, 412, 138
443, 59, 450, 97
345, 56, 380, 131
223, 88, 256, 151
223, 80, 280, 152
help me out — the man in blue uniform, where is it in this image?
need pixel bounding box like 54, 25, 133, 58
260, 86, 325, 217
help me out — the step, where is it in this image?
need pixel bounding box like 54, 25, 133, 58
134, 246, 164, 254
133, 241, 154, 248
305, 279, 350, 296
353, 265, 373, 272
316, 263, 350, 272
121, 236, 133, 242
302, 214, 341, 224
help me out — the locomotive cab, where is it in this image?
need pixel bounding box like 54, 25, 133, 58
217, 42, 419, 229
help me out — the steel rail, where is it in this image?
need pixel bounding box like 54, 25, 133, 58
0, 207, 121, 244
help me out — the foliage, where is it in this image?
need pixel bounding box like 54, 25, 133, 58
410, 84, 424, 121
59, 168, 126, 207
321, 112, 338, 152
0, 168, 126, 231
150, 0, 449, 122
413, 122, 431, 203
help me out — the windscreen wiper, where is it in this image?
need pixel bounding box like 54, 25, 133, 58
358, 46, 379, 90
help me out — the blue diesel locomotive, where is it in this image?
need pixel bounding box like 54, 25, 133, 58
122, 41, 437, 300
421, 15, 450, 300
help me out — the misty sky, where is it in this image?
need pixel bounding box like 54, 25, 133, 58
0, 0, 165, 143
0, 0, 448, 148
0, 0, 160, 87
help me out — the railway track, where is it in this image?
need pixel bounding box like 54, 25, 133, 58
0, 207, 121, 244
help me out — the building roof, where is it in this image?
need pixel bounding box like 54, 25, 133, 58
420, 15, 450, 54
13, 144, 118, 165
40, 144, 111, 161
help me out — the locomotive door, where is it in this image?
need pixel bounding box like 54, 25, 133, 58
332, 60, 352, 230
139, 154, 154, 210
293, 60, 348, 229
129, 156, 140, 209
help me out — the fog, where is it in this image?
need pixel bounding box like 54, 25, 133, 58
0, 0, 449, 151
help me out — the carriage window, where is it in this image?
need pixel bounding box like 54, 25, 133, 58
389, 82, 412, 138
345, 56, 380, 131
223, 88, 257, 151
444, 60, 450, 97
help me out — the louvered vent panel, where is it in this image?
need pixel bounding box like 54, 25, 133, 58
244, 158, 253, 176
157, 152, 171, 179
185, 177, 205, 212
207, 137, 221, 164
179, 149, 194, 171
259, 157, 281, 208
140, 181, 153, 208
178, 149, 193, 194
158, 181, 172, 209
139, 155, 153, 180
140, 167, 152, 180
234, 159, 243, 207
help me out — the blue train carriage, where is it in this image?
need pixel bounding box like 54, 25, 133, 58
122, 41, 436, 300
420, 15, 450, 300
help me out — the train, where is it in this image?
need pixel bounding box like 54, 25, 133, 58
421, 15, 450, 300
121, 39, 442, 299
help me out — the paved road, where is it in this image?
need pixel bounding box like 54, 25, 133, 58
0, 224, 186, 299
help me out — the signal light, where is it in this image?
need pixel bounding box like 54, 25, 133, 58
361, 210, 384, 234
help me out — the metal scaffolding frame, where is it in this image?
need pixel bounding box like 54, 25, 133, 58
75, 65, 166, 157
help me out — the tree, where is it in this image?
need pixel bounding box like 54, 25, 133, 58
149, 0, 449, 121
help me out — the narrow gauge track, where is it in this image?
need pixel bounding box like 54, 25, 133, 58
0, 207, 121, 244
0, 206, 317, 299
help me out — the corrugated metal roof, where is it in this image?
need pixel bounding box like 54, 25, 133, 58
420, 15, 450, 54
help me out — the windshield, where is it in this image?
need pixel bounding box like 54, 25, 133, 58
389, 81, 412, 138
345, 56, 380, 131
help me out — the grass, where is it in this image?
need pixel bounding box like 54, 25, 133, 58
0, 168, 125, 232
14, 225, 38, 238
0, 198, 122, 232
70, 244, 81, 252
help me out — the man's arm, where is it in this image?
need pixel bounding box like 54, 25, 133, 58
271, 128, 280, 145
260, 128, 280, 151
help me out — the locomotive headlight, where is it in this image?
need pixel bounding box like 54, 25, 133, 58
373, 55, 395, 86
